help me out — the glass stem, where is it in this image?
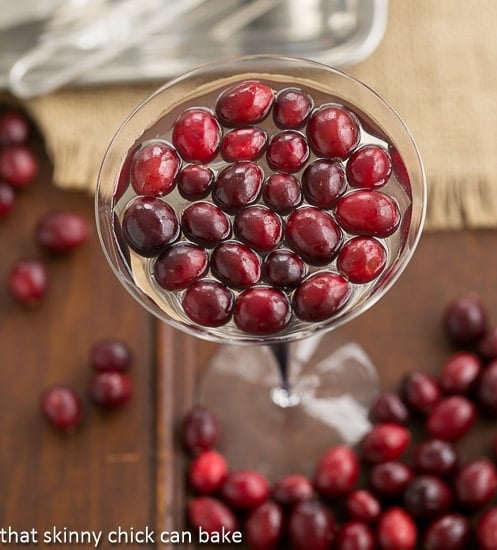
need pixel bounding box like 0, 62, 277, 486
270, 342, 299, 407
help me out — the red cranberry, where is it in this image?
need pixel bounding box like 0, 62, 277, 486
336, 521, 375, 550
221, 470, 270, 510
285, 207, 342, 265
403, 475, 452, 519
216, 81, 274, 126
455, 459, 497, 510
338, 237, 387, 284
182, 280, 234, 327
361, 423, 410, 464
345, 490, 381, 524
370, 461, 413, 498
177, 164, 214, 200
439, 352, 481, 394
211, 242, 261, 289
302, 159, 346, 208
8, 258, 48, 305
273, 88, 313, 129
443, 293, 488, 346
182, 406, 220, 454
130, 141, 179, 196
376, 508, 417, 550
0, 182, 15, 217
293, 272, 351, 322
266, 131, 309, 173
335, 190, 401, 238
40, 385, 83, 432
314, 445, 360, 498
479, 325, 497, 360
221, 127, 267, 162
154, 243, 208, 291
307, 105, 359, 159
370, 392, 409, 424
188, 496, 238, 534
0, 109, 29, 145
477, 507, 497, 550
172, 108, 221, 163
212, 161, 263, 213
262, 173, 301, 214
424, 514, 470, 550
181, 202, 231, 247
263, 250, 305, 288
89, 372, 133, 407
245, 501, 283, 550
346, 145, 392, 189
0, 144, 39, 187
401, 371, 441, 415
412, 439, 458, 477
288, 501, 337, 550
234, 287, 290, 335
188, 450, 228, 495
426, 396, 476, 441
35, 211, 89, 254
234, 206, 282, 252
477, 360, 497, 414
272, 475, 314, 507
89, 338, 132, 372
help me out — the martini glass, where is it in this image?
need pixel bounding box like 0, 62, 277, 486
96, 55, 426, 478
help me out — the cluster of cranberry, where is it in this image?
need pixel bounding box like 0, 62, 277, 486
180, 293, 497, 549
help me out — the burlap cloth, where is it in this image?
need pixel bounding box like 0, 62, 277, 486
7, 0, 497, 230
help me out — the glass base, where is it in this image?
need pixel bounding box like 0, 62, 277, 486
198, 333, 380, 480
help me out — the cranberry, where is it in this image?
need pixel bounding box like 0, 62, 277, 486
477, 507, 497, 550
35, 211, 89, 254
285, 207, 342, 265
0, 109, 29, 145
89, 371, 133, 407
477, 360, 497, 414
443, 293, 487, 346
221, 470, 270, 510
455, 458, 497, 510
314, 445, 360, 498
0, 182, 15, 217
307, 105, 359, 159
479, 325, 497, 360
266, 131, 309, 173
301, 159, 345, 208
335, 190, 400, 238
293, 272, 351, 323
424, 514, 470, 550
177, 164, 214, 200
188, 496, 238, 534
89, 338, 133, 372
188, 450, 228, 495
403, 475, 452, 519
376, 508, 417, 550
345, 490, 381, 524
336, 521, 375, 550
370, 392, 409, 424
40, 385, 83, 432
234, 206, 282, 252
272, 475, 314, 507
183, 279, 234, 327
263, 250, 305, 288
0, 144, 39, 187
338, 237, 387, 284
130, 141, 179, 196
181, 202, 230, 247
122, 196, 179, 257
401, 371, 440, 415
172, 108, 221, 163
234, 287, 290, 335
211, 242, 261, 289
154, 243, 208, 290
182, 406, 220, 454
262, 173, 301, 214
221, 127, 267, 162
360, 423, 410, 464
273, 88, 313, 129
370, 461, 413, 498
8, 258, 48, 305
216, 81, 274, 126
288, 501, 337, 550
412, 439, 458, 477
245, 501, 283, 550
212, 161, 263, 213
426, 396, 476, 441
347, 145, 392, 189
439, 352, 481, 394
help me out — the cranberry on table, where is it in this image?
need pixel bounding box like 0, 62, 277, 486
188, 496, 238, 535
182, 406, 220, 454
212, 161, 263, 213
411, 439, 458, 477
424, 514, 471, 550
234, 287, 290, 335
314, 445, 360, 498
188, 450, 228, 495
338, 237, 387, 284
345, 490, 381, 524
477, 507, 497, 550
8, 258, 48, 305
346, 145, 392, 189
454, 458, 497, 510
88, 371, 133, 407
263, 250, 305, 289
0, 144, 39, 187
476, 360, 497, 414
221, 470, 270, 510
443, 293, 488, 346
89, 338, 133, 372
403, 475, 452, 519
360, 423, 410, 464
369, 461, 413, 498
426, 395, 476, 441
262, 173, 301, 214
272, 474, 314, 507
336, 521, 375, 550
370, 392, 409, 424
182, 280, 234, 328
153, 243, 208, 291
376, 507, 417, 550
40, 385, 83, 432
288, 501, 337, 550
0, 181, 15, 217
439, 351, 481, 395
210, 242, 261, 289
245, 501, 283, 550
220, 127, 267, 162
273, 88, 313, 129
130, 141, 180, 196
35, 211, 90, 254
266, 130, 309, 173
401, 371, 440, 415
478, 325, 497, 360
176, 164, 214, 200
301, 159, 346, 208
0, 109, 30, 145
216, 81, 274, 126
234, 206, 282, 252
181, 202, 231, 247
172, 108, 221, 163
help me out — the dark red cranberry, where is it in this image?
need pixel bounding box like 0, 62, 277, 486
122, 196, 179, 257
335, 191, 401, 238
266, 131, 309, 173
479, 325, 497, 360
234, 206, 282, 252
376, 508, 417, 550
477, 507, 497, 550
181, 202, 230, 247
0, 144, 39, 187
338, 237, 387, 284
172, 108, 221, 163
370, 392, 409, 424
0, 182, 15, 217
360, 423, 410, 464
0, 109, 29, 145
307, 105, 359, 159
370, 461, 413, 498
493, 434, 497, 461
188, 450, 228, 495
154, 243, 208, 290
8, 258, 48, 305
426, 396, 476, 441
401, 371, 441, 415
347, 145, 392, 189
403, 475, 452, 519
177, 165, 214, 200
262, 173, 301, 214
40, 385, 83, 432
314, 445, 360, 498
263, 250, 305, 288
35, 211, 89, 254
439, 352, 481, 394
216, 81, 274, 126
211, 242, 261, 289
336, 521, 375, 550
455, 458, 497, 510
221, 470, 270, 510
285, 207, 342, 265
273, 88, 313, 129
130, 141, 180, 196
188, 496, 238, 534
212, 161, 263, 213
288, 501, 337, 550
412, 439, 458, 477
182, 406, 220, 454
234, 287, 290, 335
345, 490, 381, 524
221, 127, 267, 162
443, 293, 488, 346
477, 360, 497, 414
89, 338, 133, 372
302, 159, 345, 208
272, 475, 314, 507
183, 280, 234, 327
245, 501, 283, 550
89, 372, 133, 407
424, 514, 470, 550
